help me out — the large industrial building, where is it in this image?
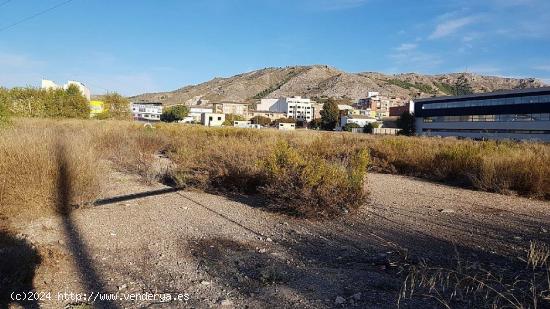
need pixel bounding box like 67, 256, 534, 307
414, 87, 550, 141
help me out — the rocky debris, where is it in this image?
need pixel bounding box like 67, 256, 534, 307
335, 296, 346, 305
220, 299, 234, 306
439, 209, 455, 213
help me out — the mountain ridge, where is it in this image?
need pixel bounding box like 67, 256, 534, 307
131, 65, 546, 105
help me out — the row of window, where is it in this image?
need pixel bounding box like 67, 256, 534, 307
422, 94, 550, 110
423, 113, 550, 123
136, 114, 160, 119
423, 128, 550, 135
288, 106, 312, 109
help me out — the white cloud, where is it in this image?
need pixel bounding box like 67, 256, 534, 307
394, 43, 417, 52
389, 47, 443, 72
429, 16, 478, 39
534, 65, 550, 72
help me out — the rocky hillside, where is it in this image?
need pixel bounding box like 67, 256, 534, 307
131, 65, 546, 105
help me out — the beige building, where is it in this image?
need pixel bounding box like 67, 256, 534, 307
278, 123, 296, 130
201, 113, 225, 127
248, 110, 286, 121
212, 102, 250, 115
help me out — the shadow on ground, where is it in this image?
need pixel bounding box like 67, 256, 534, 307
55, 141, 119, 309
181, 192, 548, 308
0, 230, 41, 308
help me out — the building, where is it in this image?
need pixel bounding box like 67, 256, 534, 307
212, 102, 250, 115
182, 107, 213, 123
257, 96, 316, 122
389, 102, 414, 117
248, 110, 286, 121
201, 113, 225, 127
340, 115, 378, 128
233, 120, 261, 129
131, 102, 163, 121
278, 123, 296, 130
414, 87, 550, 141
357, 93, 406, 119
41, 79, 91, 101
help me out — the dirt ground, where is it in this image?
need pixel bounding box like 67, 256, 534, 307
4, 170, 550, 308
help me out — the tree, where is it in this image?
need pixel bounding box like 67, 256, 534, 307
343, 123, 361, 132
102, 93, 131, 120
363, 122, 380, 134
222, 113, 246, 126
161, 105, 189, 122
251, 115, 271, 126
320, 99, 339, 131
453, 74, 474, 96
271, 117, 295, 126
396, 111, 415, 136
61, 84, 90, 118
308, 118, 321, 130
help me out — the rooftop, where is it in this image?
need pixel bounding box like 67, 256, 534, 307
414, 87, 550, 103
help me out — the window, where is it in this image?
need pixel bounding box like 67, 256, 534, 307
218, 117, 222, 121
209, 116, 213, 121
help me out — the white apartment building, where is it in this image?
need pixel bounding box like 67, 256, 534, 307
41, 79, 91, 101
257, 96, 315, 122
182, 107, 214, 123
131, 102, 163, 121
340, 115, 378, 128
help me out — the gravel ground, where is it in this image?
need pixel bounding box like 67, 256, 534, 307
5, 171, 550, 308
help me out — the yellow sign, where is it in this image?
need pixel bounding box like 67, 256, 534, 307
89, 101, 104, 117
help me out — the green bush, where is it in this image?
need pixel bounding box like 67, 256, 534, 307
101, 93, 131, 120
363, 122, 379, 133
0, 86, 89, 119
260, 141, 369, 218
222, 114, 246, 126
251, 115, 271, 126
161, 105, 189, 122
343, 123, 361, 132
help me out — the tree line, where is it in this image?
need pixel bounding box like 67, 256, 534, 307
0, 86, 131, 124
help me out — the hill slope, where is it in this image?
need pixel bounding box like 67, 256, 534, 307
131, 65, 546, 105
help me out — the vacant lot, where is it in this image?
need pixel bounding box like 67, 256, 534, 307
1, 119, 549, 308
4, 166, 549, 308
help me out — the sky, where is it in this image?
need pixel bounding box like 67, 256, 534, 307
0, 0, 549, 96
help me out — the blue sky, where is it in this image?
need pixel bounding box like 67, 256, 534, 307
1, 0, 549, 95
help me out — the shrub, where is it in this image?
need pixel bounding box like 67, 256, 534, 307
161, 105, 189, 122
396, 111, 415, 136
343, 122, 361, 132
363, 122, 379, 133
222, 114, 246, 126
101, 93, 131, 120
308, 118, 321, 130
259, 141, 369, 218
251, 115, 271, 126
1, 86, 90, 119
0, 94, 10, 126
0, 119, 101, 220
271, 117, 295, 126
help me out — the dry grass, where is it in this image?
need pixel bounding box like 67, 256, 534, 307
0, 119, 548, 222
399, 242, 550, 308
0, 119, 102, 220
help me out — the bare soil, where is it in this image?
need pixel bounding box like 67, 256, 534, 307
4, 170, 550, 308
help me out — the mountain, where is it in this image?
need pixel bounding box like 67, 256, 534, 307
131, 65, 546, 106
